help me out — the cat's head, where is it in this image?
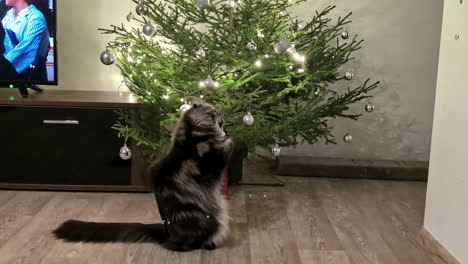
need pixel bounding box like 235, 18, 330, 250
179, 97, 225, 138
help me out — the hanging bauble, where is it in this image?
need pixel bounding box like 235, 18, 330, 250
143, 22, 156, 37
119, 143, 132, 160
195, 48, 206, 58
180, 104, 192, 116
126, 12, 134, 22
194, 0, 210, 8
272, 144, 281, 157
136, 3, 149, 16
204, 75, 215, 89
341, 30, 349, 40
365, 103, 375, 113
274, 37, 290, 53
243, 112, 254, 126
246, 41, 257, 51
343, 133, 353, 143
100, 49, 115, 65
345, 72, 354, 80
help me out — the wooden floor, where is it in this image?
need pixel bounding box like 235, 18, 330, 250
0, 176, 434, 263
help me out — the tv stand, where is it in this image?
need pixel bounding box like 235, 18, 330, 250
18, 84, 44, 98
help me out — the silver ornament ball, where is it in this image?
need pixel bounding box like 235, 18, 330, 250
341, 31, 349, 40
180, 104, 192, 116
274, 37, 290, 53
136, 3, 148, 16
272, 145, 281, 157
100, 50, 115, 65
195, 48, 206, 58
194, 0, 210, 7
345, 72, 354, 80
243, 112, 254, 126
246, 41, 257, 51
204, 76, 215, 89
143, 22, 156, 37
365, 103, 375, 113
126, 12, 134, 22
343, 133, 353, 143
119, 144, 132, 160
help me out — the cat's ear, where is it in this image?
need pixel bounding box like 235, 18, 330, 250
189, 97, 204, 108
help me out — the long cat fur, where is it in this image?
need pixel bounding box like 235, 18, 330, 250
53, 98, 234, 252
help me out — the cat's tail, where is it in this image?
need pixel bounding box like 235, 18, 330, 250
53, 220, 168, 244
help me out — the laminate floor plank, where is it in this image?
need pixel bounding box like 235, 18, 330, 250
0, 173, 435, 264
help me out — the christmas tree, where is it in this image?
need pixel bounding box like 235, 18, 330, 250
99, 0, 379, 160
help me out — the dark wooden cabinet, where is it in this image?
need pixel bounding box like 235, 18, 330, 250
0, 90, 151, 192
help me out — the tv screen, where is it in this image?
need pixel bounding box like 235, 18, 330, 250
0, 0, 56, 86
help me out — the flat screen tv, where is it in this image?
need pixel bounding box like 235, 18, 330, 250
0, 0, 56, 97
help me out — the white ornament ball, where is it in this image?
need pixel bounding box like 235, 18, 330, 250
345, 72, 354, 80
119, 144, 132, 160
243, 112, 254, 126
196, 48, 206, 58
143, 22, 156, 37
246, 41, 257, 51
274, 37, 290, 53
100, 50, 115, 65
194, 0, 210, 7
180, 104, 192, 116
272, 145, 281, 157
343, 133, 353, 143
341, 31, 349, 40
365, 103, 375, 113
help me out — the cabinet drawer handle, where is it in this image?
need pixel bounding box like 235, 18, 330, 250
43, 120, 79, 125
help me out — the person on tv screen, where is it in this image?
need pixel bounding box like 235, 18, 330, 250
0, 15, 19, 80
1, 0, 50, 81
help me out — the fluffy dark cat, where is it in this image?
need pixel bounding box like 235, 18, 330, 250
53, 98, 234, 252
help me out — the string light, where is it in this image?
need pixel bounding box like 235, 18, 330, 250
297, 68, 305, 73
255, 60, 262, 67
214, 81, 220, 87
127, 57, 134, 63
163, 95, 169, 100
199, 81, 205, 87
264, 54, 270, 58
257, 30, 265, 38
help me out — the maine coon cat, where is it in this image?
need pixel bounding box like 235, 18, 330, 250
53, 98, 234, 252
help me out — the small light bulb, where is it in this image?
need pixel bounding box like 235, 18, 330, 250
264, 54, 270, 58
137, 59, 142, 64
214, 82, 220, 87
289, 65, 293, 69
299, 56, 306, 62
297, 68, 305, 73
255, 60, 262, 67
180, 98, 184, 102
128, 48, 132, 52
129, 74, 133, 78
199, 81, 204, 87
230, 1, 236, 7
147, 92, 152, 95
127, 57, 134, 62
150, 73, 154, 77
154, 79, 158, 82
166, 88, 170, 92
257, 30, 264, 38
163, 95, 169, 100
200, 95, 204, 98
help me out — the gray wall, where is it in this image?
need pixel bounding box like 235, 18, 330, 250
48, 0, 444, 162
283, 0, 444, 161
